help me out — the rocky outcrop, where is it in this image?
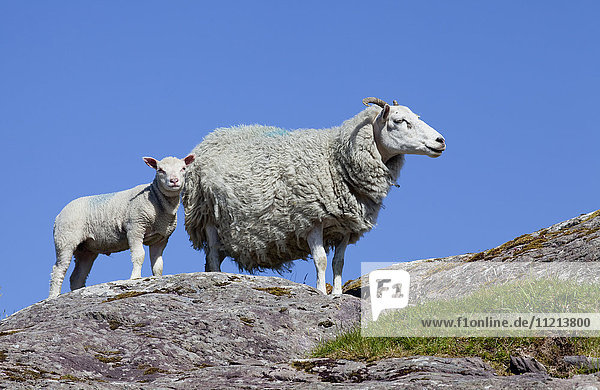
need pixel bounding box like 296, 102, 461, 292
343, 209, 600, 301
0, 272, 358, 388
1, 209, 599, 388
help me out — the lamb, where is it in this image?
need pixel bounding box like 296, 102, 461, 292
182, 97, 445, 294
49, 154, 195, 298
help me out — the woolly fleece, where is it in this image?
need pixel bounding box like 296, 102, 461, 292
183, 106, 404, 271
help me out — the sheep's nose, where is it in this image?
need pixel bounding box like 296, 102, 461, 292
436, 137, 445, 145
170, 177, 179, 184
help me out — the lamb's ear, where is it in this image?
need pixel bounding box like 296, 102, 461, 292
184, 154, 195, 166
143, 157, 158, 169
376, 104, 391, 123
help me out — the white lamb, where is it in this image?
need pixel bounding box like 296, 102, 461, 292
183, 97, 446, 295
49, 154, 195, 298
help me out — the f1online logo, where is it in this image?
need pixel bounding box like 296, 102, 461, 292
369, 269, 410, 321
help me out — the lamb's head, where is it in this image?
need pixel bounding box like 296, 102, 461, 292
143, 154, 196, 195
363, 97, 446, 162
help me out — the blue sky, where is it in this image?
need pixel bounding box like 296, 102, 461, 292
1, 1, 599, 316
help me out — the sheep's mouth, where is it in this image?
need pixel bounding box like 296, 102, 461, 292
426, 146, 445, 154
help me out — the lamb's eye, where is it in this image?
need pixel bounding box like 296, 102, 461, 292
158, 169, 165, 174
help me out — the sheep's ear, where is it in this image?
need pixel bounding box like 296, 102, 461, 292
184, 154, 195, 166
382, 104, 390, 121
143, 157, 158, 169
376, 104, 391, 123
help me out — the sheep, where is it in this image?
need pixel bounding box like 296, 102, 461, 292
182, 97, 445, 294
49, 154, 195, 298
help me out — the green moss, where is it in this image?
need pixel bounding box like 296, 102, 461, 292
143, 367, 160, 375
94, 350, 122, 364
486, 233, 536, 257
581, 226, 600, 237
95, 355, 122, 364
582, 210, 600, 224
95, 349, 120, 355
0, 329, 23, 337
291, 359, 322, 372
103, 291, 148, 302
59, 374, 82, 382
512, 233, 555, 256
468, 229, 562, 261
467, 252, 485, 262
239, 316, 255, 326
342, 278, 361, 291
253, 286, 292, 297
318, 320, 335, 328
138, 364, 168, 375
341, 278, 363, 295
3, 368, 43, 382
466, 212, 600, 263
108, 319, 122, 330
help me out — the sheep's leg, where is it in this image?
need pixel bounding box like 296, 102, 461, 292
49, 246, 75, 298
332, 235, 349, 295
205, 224, 224, 272
307, 223, 327, 294
128, 232, 146, 279
70, 250, 98, 291
149, 239, 168, 276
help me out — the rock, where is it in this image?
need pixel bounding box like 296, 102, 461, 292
0, 272, 358, 388
2, 209, 600, 388
343, 209, 600, 302
509, 356, 548, 375
563, 356, 600, 372
4, 273, 599, 389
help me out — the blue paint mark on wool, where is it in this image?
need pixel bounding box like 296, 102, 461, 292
90, 192, 117, 206
263, 128, 290, 137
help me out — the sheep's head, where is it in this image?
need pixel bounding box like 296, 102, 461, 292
364, 97, 446, 162
143, 154, 196, 195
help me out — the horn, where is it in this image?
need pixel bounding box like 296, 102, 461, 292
392, 100, 399, 106
362, 97, 388, 108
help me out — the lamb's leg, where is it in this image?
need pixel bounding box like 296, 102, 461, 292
205, 224, 224, 272
49, 246, 75, 298
128, 232, 146, 279
307, 223, 327, 294
149, 239, 168, 276
332, 235, 349, 295
70, 250, 98, 291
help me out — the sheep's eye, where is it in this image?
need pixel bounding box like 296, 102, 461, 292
393, 118, 412, 128
158, 169, 165, 174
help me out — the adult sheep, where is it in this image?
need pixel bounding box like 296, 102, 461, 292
183, 98, 445, 294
